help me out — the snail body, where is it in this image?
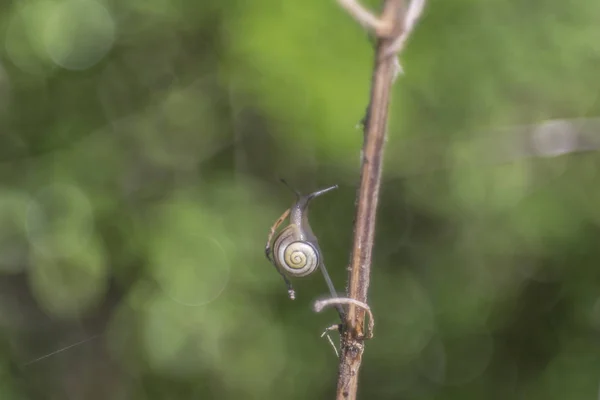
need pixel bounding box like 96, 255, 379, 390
265, 183, 338, 300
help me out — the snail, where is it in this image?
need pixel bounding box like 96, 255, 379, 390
265, 181, 342, 315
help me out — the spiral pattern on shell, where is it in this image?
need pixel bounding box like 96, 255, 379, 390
282, 241, 319, 276
273, 226, 320, 277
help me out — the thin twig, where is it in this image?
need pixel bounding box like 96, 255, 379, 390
336, 0, 388, 32
321, 324, 342, 357
382, 0, 426, 59
314, 298, 374, 338
334, 1, 425, 399
21, 334, 102, 367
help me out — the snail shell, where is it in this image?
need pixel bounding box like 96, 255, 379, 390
273, 225, 320, 277
265, 183, 338, 299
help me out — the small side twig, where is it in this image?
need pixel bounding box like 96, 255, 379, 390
321, 324, 341, 357
314, 298, 374, 339
334, 1, 426, 399
336, 0, 388, 32
381, 0, 426, 59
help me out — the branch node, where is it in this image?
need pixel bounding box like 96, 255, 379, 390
382, 0, 427, 59
314, 298, 374, 339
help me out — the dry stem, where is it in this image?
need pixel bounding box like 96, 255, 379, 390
335, 0, 419, 398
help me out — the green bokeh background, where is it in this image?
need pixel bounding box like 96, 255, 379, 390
0, 0, 600, 399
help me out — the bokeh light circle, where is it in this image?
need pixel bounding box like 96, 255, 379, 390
43, 0, 116, 71
0, 189, 33, 273
25, 183, 95, 259
418, 331, 494, 386
4, 1, 57, 75
152, 235, 231, 307
147, 199, 232, 307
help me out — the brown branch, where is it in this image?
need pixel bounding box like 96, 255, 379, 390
335, 1, 412, 399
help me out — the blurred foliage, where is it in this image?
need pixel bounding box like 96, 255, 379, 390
0, 0, 599, 399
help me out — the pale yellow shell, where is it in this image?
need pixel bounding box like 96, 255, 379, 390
273, 225, 319, 277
